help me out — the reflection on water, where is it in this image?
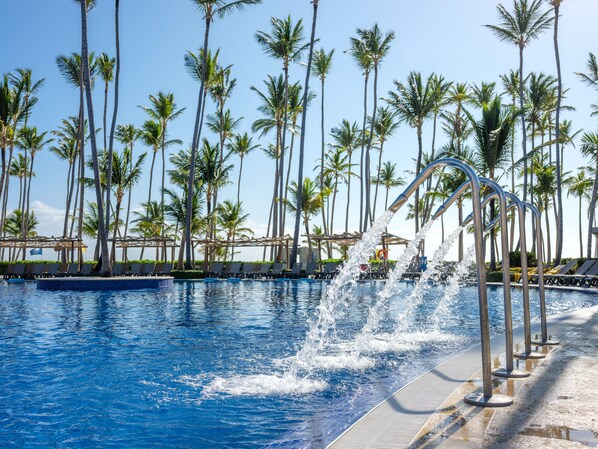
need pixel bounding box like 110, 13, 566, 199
519, 425, 598, 447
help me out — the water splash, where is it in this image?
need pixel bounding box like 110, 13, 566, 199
390, 226, 465, 335
353, 219, 436, 355
430, 244, 476, 331
288, 210, 394, 377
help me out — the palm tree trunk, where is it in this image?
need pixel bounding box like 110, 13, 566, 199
236, 155, 244, 204
103, 82, 109, 151
544, 198, 551, 264
279, 65, 290, 243
80, 0, 110, 275
330, 176, 338, 235
587, 161, 598, 259
290, 0, 318, 266
359, 73, 369, 233
530, 125, 536, 254
372, 139, 384, 219
22, 152, 35, 260
489, 198, 496, 271
345, 152, 352, 233
578, 195, 583, 258
414, 126, 423, 234
147, 149, 156, 205
282, 121, 297, 239
458, 198, 463, 262
518, 44, 528, 205
552, 1, 563, 265
319, 77, 327, 237
110, 199, 122, 263
364, 65, 379, 231
185, 15, 211, 270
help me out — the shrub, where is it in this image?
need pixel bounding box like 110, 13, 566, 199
509, 251, 537, 267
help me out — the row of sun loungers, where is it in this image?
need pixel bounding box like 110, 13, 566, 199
202, 262, 321, 279
3, 262, 173, 280
530, 259, 598, 287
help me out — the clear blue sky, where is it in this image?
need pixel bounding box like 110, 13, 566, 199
2, 0, 597, 260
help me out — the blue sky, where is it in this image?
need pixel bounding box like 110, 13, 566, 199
2, 0, 598, 260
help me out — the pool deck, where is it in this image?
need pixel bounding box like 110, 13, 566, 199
328, 289, 598, 449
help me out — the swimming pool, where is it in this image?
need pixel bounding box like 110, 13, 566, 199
0, 280, 595, 448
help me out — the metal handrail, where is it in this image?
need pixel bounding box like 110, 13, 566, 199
388, 158, 512, 407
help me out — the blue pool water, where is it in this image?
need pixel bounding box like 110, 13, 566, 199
0, 280, 596, 448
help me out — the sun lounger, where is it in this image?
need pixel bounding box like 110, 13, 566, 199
127, 263, 143, 276
5, 263, 26, 279
552, 260, 596, 286
254, 263, 271, 278
224, 262, 241, 278
575, 261, 598, 287
161, 263, 173, 275
268, 262, 284, 279
240, 262, 254, 278
206, 262, 224, 277
44, 263, 60, 277
65, 263, 80, 276
79, 264, 93, 276
112, 262, 126, 276
288, 263, 302, 279
542, 259, 577, 284
30, 263, 47, 278
141, 263, 155, 276
317, 262, 339, 279
304, 262, 317, 278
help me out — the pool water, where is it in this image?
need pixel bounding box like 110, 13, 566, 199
0, 280, 595, 448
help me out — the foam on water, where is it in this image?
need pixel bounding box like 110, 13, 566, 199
200, 374, 327, 397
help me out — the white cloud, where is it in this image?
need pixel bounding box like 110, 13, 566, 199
31, 200, 65, 237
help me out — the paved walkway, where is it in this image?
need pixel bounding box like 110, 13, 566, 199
329, 299, 598, 449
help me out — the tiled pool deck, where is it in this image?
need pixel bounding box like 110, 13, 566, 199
329, 287, 598, 449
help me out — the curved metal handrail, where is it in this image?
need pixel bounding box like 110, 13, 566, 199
388, 158, 511, 406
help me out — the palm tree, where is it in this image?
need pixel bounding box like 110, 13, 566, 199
580, 131, 598, 258
77, 0, 110, 274
227, 132, 259, 203
566, 170, 593, 258
217, 200, 253, 261
370, 106, 400, 218
290, 0, 319, 267
386, 71, 438, 234
56, 50, 99, 259
322, 148, 351, 235
312, 47, 334, 225
115, 124, 140, 240
357, 24, 395, 230
347, 31, 373, 232
532, 159, 556, 262
372, 161, 405, 211
547, 0, 564, 264
140, 92, 185, 235
164, 187, 202, 269
107, 148, 146, 261
330, 119, 360, 233
9, 154, 28, 214
251, 74, 286, 248
185, 0, 262, 270
131, 200, 165, 261
256, 15, 308, 241
287, 177, 322, 260
139, 120, 162, 206
50, 117, 82, 239
96, 52, 115, 151
17, 127, 52, 245
485, 0, 553, 205
468, 97, 520, 269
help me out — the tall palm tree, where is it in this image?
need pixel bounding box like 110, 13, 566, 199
330, 119, 360, 234
532, 159, 556, 262
287, 177, 322, 260
17, 127, 52, 246
77, 0, 110, 274
131, 200, 165, 261
164, 187, 202, 269
96, 52, 115, 151
347, 31, 373, 232
107, 148, 146, 261
580, 131, 598, 258
566, 169, 593, 258
227, 132, 259, 203
141, 92, 185, 234
372, 161, 405, 211
370, 106, 400, 218
251, 74, 285, 249
357, 25, 395, 228
312, 47, 334, 220
185, 0, 262, 270
290, 0, 319, 267
485, 0, 553, 205
548, 0, 564, 264
468, 96, 520, 269
9, 154, 28, 214
386, 71, 438, 234
256, 15, 308, 241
